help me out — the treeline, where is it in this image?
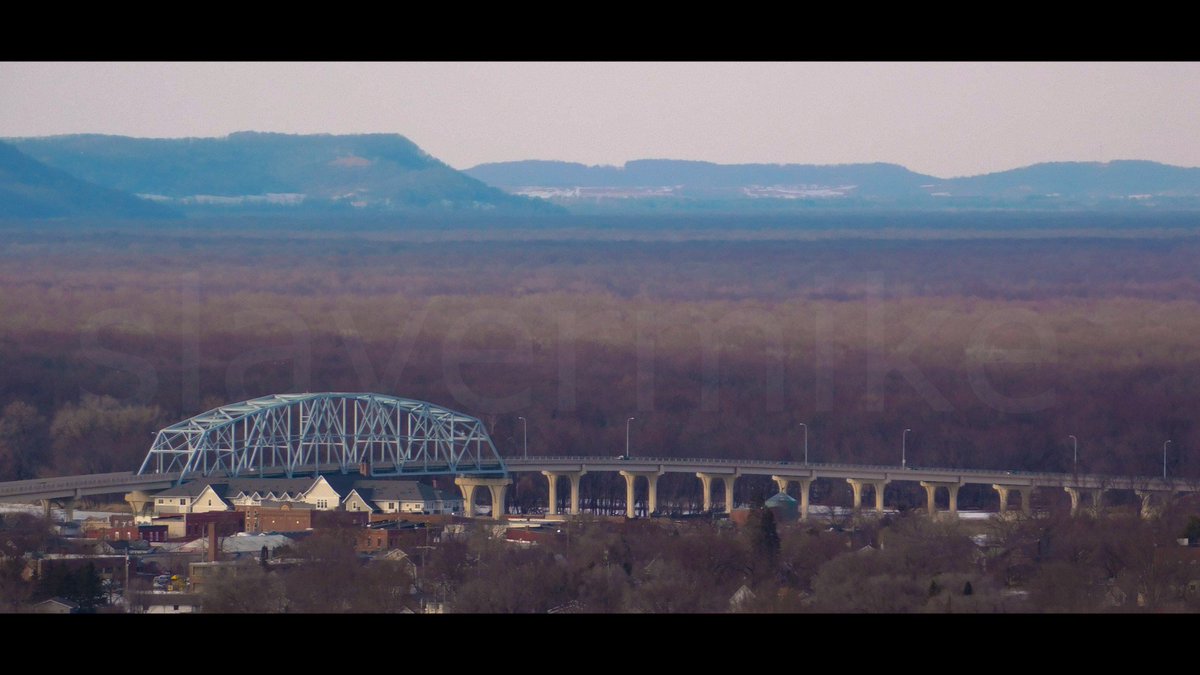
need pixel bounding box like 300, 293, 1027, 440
198, 529, 414, 613
8, 234, 1200, 314
1, 327, 1197, 482
0, 397, 164, 480
0, 512, 108, 612
2, 225, 1200, 481
5, 500, 1196, 613
196, 503, 1200, 613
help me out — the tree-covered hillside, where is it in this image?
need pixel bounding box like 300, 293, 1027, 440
10, 133, 553, 213
0, 141, 176, 218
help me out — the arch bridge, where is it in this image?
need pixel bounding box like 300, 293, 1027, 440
2, 392, 1198, 524
139, 392, 506, 481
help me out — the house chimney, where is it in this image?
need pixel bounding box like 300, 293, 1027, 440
207, 522, 219, 563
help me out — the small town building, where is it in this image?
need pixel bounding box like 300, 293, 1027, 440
170, 531, 295, 559
765, 492, 799, 522
342, 481, 463, 515
151, 475, 462, 518
32, 597, 79, 614
92, 524, 168, 543
130, 592, 202, 614
152, 515, 187, 539
239, 501, 316, 532
184, 511, 246, 539
187, 561, 249, 594
25, 555, 126, 582
152, 482, 213, 515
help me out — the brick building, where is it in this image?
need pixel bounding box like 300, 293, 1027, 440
238, 502, 315, 533
184, 511, 246, 539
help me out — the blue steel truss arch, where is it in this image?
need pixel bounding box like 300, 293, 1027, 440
139, 393, 506, 481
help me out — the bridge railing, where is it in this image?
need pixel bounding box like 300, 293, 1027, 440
504, 455, 1036, 473
0, 472, 178, 496
4, 457, 1195, 499
500, 456, 1192, 486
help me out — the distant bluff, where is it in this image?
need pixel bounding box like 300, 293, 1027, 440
8, 132, 556, 214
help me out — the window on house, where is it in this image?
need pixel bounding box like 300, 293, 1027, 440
180, 499, 186, 505
317, 499, 328, 509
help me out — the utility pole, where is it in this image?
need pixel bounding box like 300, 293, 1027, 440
124, 550, 130, 614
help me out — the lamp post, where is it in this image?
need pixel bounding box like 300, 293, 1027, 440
626, 417, 635, 459
799, 422, 808, 465
1164, 440, 1172, 480
1069, 435, 1077, 473
902, 428, 912, 469
518, 416, 527, 459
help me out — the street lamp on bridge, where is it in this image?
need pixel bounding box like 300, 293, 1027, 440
518, 416, 527, 459
902, 428, 912, 469
1164, 440, 1173, 480
799, 422, 808, 465
625, 417, 636, 459
1069, 435, 1078, 473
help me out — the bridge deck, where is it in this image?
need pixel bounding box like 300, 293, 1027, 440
504, 457, 1199, 492
0, 472, 180, 502
1, 457, 1195, 504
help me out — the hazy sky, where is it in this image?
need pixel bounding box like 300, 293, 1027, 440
2, 62, 1197, 178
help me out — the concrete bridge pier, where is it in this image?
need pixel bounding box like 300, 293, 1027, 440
1064, 487, 1104, 517
125, 490, 154, 519
772, 476, 814, 521
697, 472, 738, 513
846, 479, 888, 514
697, 473, 714, 512
619, 470, 664, 518
566, 471, 585, 515
54, 498, 77, 522
542, 471, 587, 516
920, 481, 961, 518
543, 472, 560, 516
992, 484, 1033, 516
455, 476, 512, 520
1135, 490, 1169, 519
37, 498, 79, 522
